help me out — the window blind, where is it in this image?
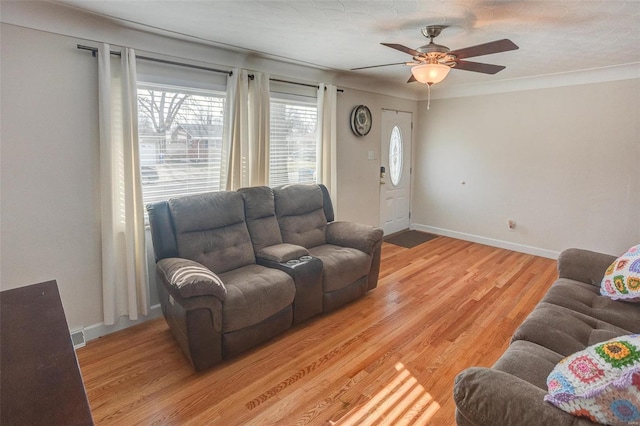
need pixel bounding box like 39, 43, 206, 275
137, 82, 226, 212
269, 97, 318, 187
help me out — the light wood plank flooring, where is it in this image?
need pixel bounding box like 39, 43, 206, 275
77, 237, 557, 425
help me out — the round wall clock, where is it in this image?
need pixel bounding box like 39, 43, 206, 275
350, 105, 372, 136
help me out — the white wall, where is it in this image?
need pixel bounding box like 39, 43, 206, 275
413, 79, 640, 257
335, 89, 417, 227
0, 24, 104, 329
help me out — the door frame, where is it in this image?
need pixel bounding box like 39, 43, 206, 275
379, 109, 413, 235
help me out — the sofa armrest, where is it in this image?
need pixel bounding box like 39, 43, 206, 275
256, 243, 309, 263
454, 367, 592, 426
326, 222, 384, 255
157, 258, 227, 300
155, 265, 223, 371
557, 248, 617, 286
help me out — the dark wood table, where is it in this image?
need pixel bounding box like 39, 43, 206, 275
1, 280, 94, 425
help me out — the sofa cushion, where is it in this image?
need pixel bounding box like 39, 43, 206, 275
454, 367, 594, 426
493, 340, 565, 390
157, 257, 226, 300
308, 244, 371, 292
240, 185, 276, 218
219, 264, 295, 333
274, 184, 324, 216
256, 243, 309, 263
558, 248, 618, 286
169, 192, 255, 274
512, 303, 632, 357
601, 244, 640, 301
274, 184, 327, 248
278, 209, 327, 248
545, 334, 640, 425
542, 279, 640, 333
238, 186, 283, 253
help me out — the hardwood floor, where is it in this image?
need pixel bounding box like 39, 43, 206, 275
77, 237, 557, 425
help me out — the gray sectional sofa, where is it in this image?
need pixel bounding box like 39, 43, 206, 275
454, 248, 640, 425
147, 184, 383, 371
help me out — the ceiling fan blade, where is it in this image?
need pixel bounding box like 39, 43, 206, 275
407, 74, 417, 83
381, 43, 421, 57
449, 39, 518, 60
454, 60, 506, 74
350, 62, 407, 71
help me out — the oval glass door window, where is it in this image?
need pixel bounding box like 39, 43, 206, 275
389, 125, 403, 186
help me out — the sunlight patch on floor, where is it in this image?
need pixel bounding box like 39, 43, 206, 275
339, 362, 440, 425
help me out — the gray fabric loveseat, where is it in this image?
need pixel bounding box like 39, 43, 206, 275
147, 184, 383, 371
454, 248, 640, 425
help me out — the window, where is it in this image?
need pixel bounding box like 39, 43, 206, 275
137, 78, 320, 204
137, 82, 226, 210
389, 125, 403, 186
269, 96, 318, 187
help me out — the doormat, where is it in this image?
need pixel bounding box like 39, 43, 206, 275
384, 230, 439, 249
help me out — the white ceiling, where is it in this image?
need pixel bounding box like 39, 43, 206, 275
57, 0, 640, 91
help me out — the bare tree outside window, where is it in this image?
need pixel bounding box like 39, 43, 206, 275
138, 90, 189, 162
138, 91, 189, 134
137, 84, 225, 216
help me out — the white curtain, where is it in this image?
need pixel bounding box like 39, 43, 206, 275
248, 72, 270, 186
223, 70, 270, 190
317, 83, 338, 216
223, 69, 248, 190
98, 44, 150, 325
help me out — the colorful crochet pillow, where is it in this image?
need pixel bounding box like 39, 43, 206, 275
545, 334, 640, 425
600, 245, 640, 301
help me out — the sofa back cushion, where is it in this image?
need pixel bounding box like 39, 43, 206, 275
238, 186, 283, 253
147, 200, 179, 261
318, 184, 335, 222
273, 184, 327, 249
168, 191, 255, 274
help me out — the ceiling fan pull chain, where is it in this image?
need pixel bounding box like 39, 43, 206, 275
427, 83, 431, 110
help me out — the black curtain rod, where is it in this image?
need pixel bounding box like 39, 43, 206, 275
251, 75, 343, 92
78, 44, 343, 92
77, 44, 233, 76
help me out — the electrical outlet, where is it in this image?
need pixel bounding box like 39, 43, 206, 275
508, 220, 516, 231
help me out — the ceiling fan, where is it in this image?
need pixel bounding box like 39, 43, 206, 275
352, 25, 519, 86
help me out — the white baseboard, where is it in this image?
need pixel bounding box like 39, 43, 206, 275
81, 303, 163, 343
411, 224, 560, 260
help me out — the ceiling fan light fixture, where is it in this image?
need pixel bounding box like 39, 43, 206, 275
411, 63, 450, 85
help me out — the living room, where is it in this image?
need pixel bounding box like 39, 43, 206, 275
1, 1, 639, 425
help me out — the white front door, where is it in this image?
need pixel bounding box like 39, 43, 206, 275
380, 110, 412, 235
